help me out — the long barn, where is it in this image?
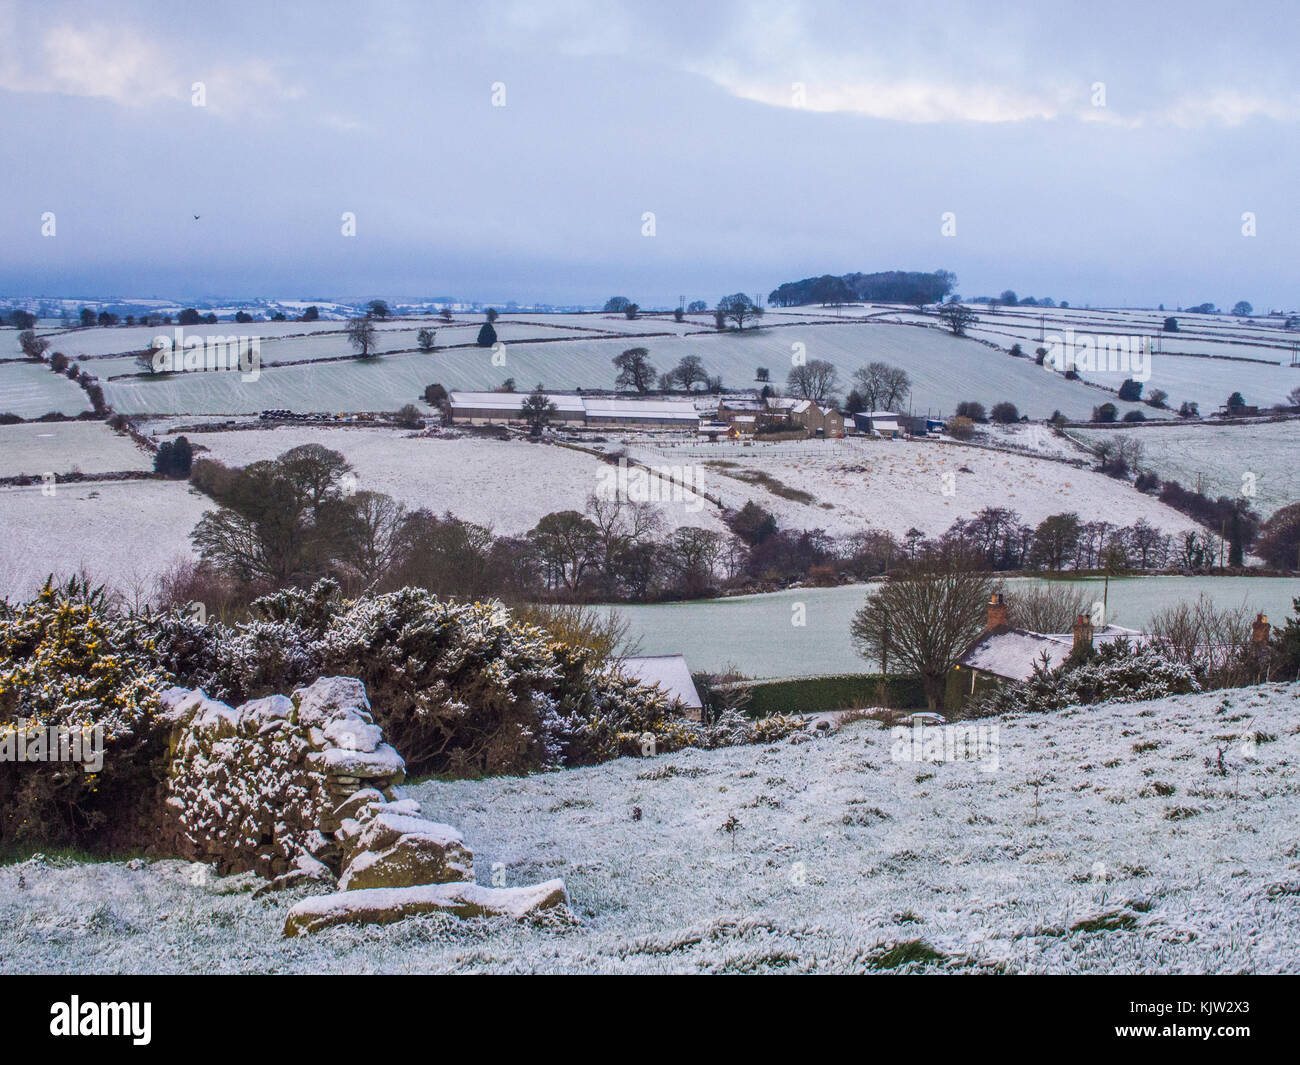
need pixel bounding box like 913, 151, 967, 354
449, 391, 699, 428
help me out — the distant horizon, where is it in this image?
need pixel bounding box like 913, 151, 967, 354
3, 2, 1296, 310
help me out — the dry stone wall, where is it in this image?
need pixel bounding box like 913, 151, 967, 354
157, 675, 568, 933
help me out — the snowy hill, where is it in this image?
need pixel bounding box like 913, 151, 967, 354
3, 683, 1298, 973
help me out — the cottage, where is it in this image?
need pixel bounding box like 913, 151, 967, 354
945, 593, 1148, 709
787, 399, 845, 438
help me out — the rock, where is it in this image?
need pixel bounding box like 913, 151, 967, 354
283, 879, 569, 936
253, 852, 337, 898
321, 744, 405, 780
332, 788, 386, 823
292, 677, 372, 728
238, 694, 294, 733
323, 718, 383, 753
339, 831, 474, 890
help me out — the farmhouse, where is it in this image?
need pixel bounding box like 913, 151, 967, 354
448, 391, 698, 428
786, 399, 845, 437
621, 654, 704, 721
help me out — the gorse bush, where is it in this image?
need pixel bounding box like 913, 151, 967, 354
0, 578, 170, 848
970, 639, 1200, 717
2, 578, 802, 850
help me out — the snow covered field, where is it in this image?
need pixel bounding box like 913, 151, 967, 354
0, 422, 152, 478
1071, 421, 1300, 519
188, 426, 725, 535
5, 682, 1298, 974
0, 361, 93, 418
0, 480, 211, 602
630, 435, 1202, 540
101, 322, 1149, 420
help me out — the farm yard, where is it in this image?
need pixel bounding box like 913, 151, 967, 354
6, 681, 1299, 974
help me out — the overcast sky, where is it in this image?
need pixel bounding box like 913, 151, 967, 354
1, 0, 1296, 309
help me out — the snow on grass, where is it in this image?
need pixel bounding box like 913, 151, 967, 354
1071, 421, 1300, 518
187, 426, 726, 535
0, 422, 152, 478
630, 435, 1202, 540
0, 362, 92, 418
101, 323, 1152, 420
5, 683, 1299, 973
0, 480, 211, 601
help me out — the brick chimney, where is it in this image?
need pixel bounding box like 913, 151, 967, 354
1071, 613, 1094, 654
986, 592, 1009, 631
1252, 613, 1270, 646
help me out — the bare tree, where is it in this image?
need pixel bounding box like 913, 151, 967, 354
853, 361, 911, 411
717, 293, 764, 331
342, 490, 407, 584
1007, 582, 1090, 633
347, 317, 378, 358
938, 303, 978, 336
851, 553, 998, 709
786, 358, 839, 405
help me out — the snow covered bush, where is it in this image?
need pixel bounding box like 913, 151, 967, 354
970, 638, 1201, 717
0, 577, 170, 848
148, 580, 706, 777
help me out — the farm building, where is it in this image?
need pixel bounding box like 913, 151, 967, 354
621, 654, 704, 721
448, 391, 698, 428
448, 391, 585, 425
787, 399, 845, 437
853, 411, 902, 436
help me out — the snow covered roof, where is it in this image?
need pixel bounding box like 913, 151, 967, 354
583, 398, 698, 422
449, 392, 697, 421
961, 625, 1148, 682
622, 654, 703, 709
449, 391, 585, 413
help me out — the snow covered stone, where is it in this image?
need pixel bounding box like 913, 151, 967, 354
322, 717, 383, 753
238, 694, 294, 734
283, 878, 569, 936
332, 788, 387, 823
291, 676, 372, 728
320, 743, 404, 780
339, 831, 474, 891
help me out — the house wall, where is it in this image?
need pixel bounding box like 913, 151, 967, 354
943, 666, 1005, 713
